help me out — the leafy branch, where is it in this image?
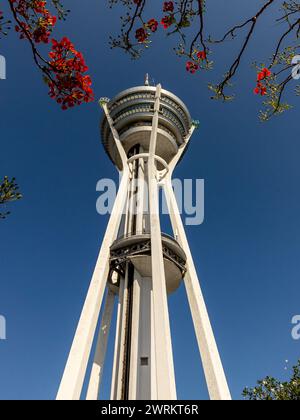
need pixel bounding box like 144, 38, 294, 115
0, 177, 22, 219
0, 9, 11, 37
243, 359, 300, 400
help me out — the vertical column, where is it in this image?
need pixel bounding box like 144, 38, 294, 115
128, 271, 141, 400
148, 85, 177, 400
116, 265, 130, 400
163, 179, 231, 400
135, 149, 146, 234
128, 152, 144, 400
137, 276, 152, 399
86, 288, 115, 400
126, 154, 137, 236
150, 286, 158, 400
56, 170, 129, 401
110, 277, 125, 400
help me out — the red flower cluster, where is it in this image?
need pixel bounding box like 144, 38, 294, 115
254, 67, 271, 96
135, 18, 158, 43
161, 1, 175, 29
12, 0, 57, 44
47, 38, 94, 110
161, 14, 175, 29
134, 2, 175, 44
147, 18, 158, 33
135, 27, 148, 43
186, 61, 199, 74
163, 2, 174, 12
9, 1, 94, 109
186, 50, 207, 74
254, 83, 267, 96
197, 50, 207, 60
258, 67, 271, 80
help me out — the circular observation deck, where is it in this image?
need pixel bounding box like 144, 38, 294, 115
110, 233, 187, 294
100, 86, 193, 170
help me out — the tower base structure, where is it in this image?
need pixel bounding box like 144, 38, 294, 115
56, 83, 231, 401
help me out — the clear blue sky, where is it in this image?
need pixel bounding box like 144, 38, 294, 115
0, 0, 299, 400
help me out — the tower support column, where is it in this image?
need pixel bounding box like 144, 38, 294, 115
163, 177, 231, 401
148, 85, 177, 400
110, 277, 126, 400
56, 171, 129, 400
56, 99, 130, 400
86, 288, 115, 400
127, 152, 153, 400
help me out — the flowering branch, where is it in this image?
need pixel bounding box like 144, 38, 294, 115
107, 0, 300, 121
5, 0, 94, 110
255, 45, 300, 121
108, 0, 148, 59
208, 0, 276, 101
189, 0, 207, 56
252, 1, 300, 121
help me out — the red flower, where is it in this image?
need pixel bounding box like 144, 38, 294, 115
186, 61, 199, 74
254, 82, 267, 96
254, 68, 271, 97
197, 50, 207, 60
147, 18, 158, 33
135, 27, 148, 43
261, 86, 267, 96
257, 67, 271, 81
163, 2, 174, 12
161, 14, 175, 29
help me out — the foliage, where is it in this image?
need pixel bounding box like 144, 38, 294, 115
0, 176, 22, 219
0, 9, 11, 37
243, 359, 300, 400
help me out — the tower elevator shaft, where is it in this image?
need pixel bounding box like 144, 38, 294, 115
111, 145, 156, 400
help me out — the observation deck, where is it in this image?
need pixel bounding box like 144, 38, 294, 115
109, 232, 187, 294
100, 85, 193, 170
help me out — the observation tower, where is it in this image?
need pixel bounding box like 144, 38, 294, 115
56, 78, 231, 401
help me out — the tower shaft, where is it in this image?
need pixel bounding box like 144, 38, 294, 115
111, 108, 177, 399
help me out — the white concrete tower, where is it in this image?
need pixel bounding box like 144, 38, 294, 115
56, 81, 231, 401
